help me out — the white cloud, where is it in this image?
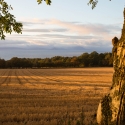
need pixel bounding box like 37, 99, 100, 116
1, 18, 121, 59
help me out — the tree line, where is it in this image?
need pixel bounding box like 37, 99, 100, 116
0, 51, 113, 68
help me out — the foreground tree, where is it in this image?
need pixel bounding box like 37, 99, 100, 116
97, 8, 125, 125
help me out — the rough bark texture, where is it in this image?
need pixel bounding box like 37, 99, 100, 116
97, 8, 125, 125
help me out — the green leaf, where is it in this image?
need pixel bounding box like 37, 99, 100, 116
0, 0, 23, 40
37, 0, 42, 4
45, 0, 51, 5
37, 0, 51, 5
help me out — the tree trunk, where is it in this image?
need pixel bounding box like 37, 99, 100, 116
97, 8, 125, 125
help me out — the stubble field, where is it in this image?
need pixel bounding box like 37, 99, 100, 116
0, 68, 113, 125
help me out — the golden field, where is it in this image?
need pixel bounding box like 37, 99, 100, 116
0, 68, 113, 125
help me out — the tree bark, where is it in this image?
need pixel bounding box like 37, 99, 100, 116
97, 8, 125, 125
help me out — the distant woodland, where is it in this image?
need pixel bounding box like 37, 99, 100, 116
0, 51, 113, 68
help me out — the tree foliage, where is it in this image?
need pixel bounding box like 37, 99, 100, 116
88, 0, 98, 9
0, 0, 23, 40
0, 51, 113, 68
37, 0, 52, 5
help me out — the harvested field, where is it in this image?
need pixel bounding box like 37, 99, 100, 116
0, 68, 113, 125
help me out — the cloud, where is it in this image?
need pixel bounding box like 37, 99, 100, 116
46, 19, 121, 36
23, 28, 68, 32
0, 40, 29, 47
18, 18, 121, 44
20, 18, 121, 36
1, 18, 121, 59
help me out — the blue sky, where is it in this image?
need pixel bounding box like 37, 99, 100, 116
1, 0, 125, 59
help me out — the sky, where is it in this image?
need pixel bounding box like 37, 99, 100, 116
0, 0, 125, 60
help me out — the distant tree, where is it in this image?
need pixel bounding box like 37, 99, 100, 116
70, 56, 79, 67
78, 52, 89, 67
9, 57, 21, 68
44, 58, 52, 67
65, 57, 71, 67
104, 52, 113, 66
98, 53, 105, 66
0, 58, 5, 68
88, 51, 98, 67
0, 52, 114, 68
21, 58, 32, 68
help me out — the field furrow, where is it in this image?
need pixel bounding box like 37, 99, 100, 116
0, 68, 113, 125
0, 70, 12, 86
